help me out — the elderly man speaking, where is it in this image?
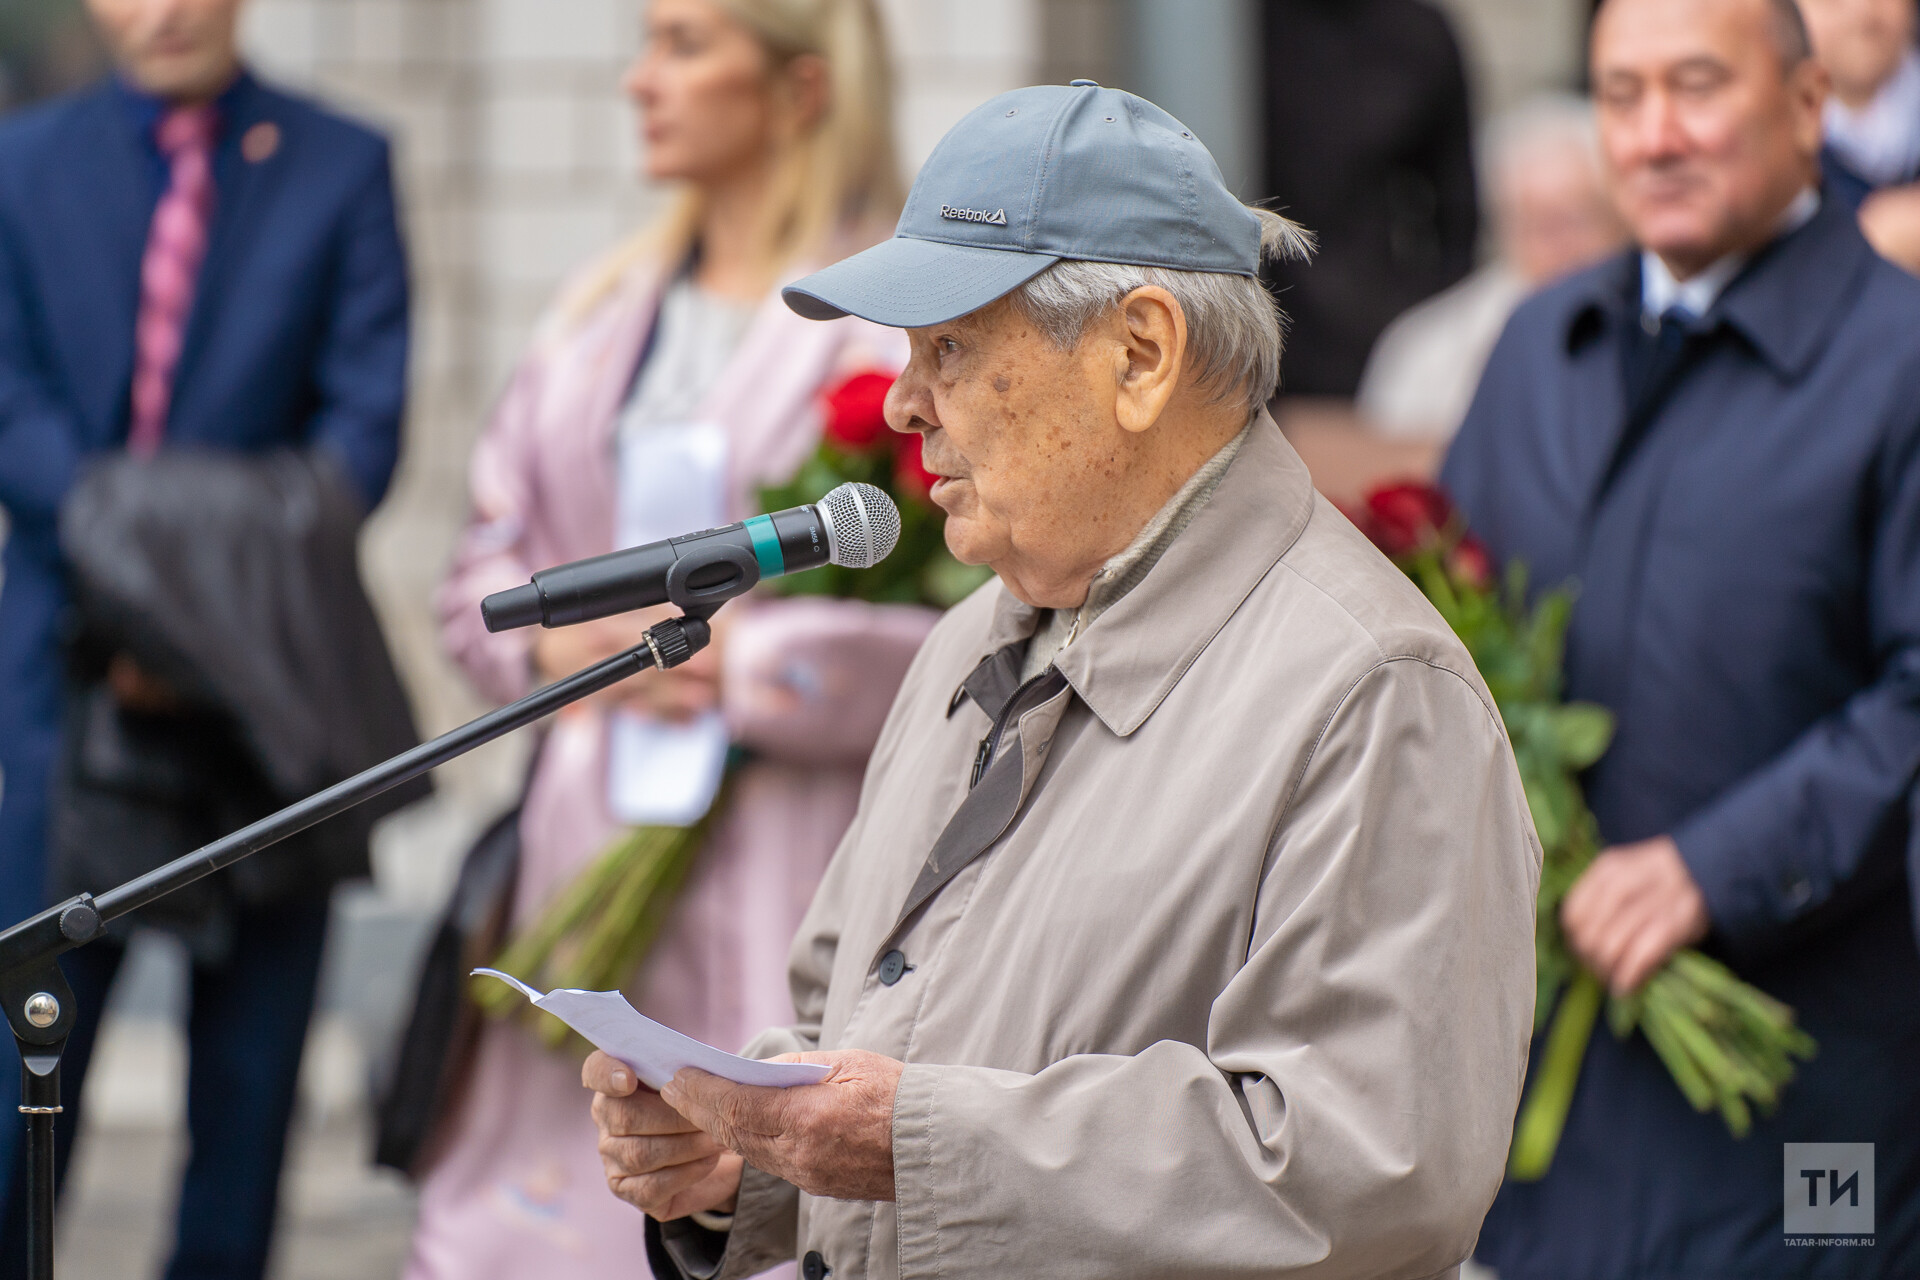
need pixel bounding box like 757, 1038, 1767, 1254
586, 83, 1541, 1280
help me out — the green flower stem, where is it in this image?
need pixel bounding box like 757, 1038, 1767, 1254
1638, 992, 1717, 1114
1672, 950, 1801, 1030
473, 832, 634, 1020
480, 781, 729, 1053
1509, 970, 1604, 1181
1654, 985, 1745, 1088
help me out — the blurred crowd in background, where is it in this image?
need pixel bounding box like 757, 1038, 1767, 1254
1, 0, 1918, 1277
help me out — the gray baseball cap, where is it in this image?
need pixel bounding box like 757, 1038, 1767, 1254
783, 81, 1262, 328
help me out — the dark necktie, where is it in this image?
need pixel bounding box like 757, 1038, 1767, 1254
1598, 304, 1702, 500
869, 647, 1069, 970
1622, 304, 1696, 423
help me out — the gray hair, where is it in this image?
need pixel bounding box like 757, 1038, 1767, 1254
1006, 209, 1315, 418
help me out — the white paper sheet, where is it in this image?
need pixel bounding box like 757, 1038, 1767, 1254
473, 968, 830, 1091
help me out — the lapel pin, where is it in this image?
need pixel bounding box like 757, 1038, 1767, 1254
241, 121, 281, 164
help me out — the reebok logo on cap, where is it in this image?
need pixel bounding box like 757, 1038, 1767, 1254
940, 204, 1007, 225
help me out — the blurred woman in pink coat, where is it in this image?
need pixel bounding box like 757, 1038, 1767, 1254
407, 2, 932, 1275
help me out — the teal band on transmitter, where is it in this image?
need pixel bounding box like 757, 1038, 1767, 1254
743, 513, 786, 579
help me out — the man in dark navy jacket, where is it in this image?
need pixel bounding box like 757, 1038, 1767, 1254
1446, 0, 1920, 1275
0, 0, 406, 1274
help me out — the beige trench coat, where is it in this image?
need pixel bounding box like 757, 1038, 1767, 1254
686, 414, 1542, 1280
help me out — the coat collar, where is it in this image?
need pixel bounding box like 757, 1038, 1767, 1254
970, 409, 1316, 737
64, 86, 157, 442
1563, 181, 1877, 382
110, 69, 254, 152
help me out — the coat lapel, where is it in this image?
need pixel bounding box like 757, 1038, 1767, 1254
60, 88, 155, 444
550, 261, 672, 557
1565, 253, 1641, 521
874, 668, 1072, 967
173, 75, 274, 404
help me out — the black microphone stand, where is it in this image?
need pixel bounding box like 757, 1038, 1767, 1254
0, 612, 713, 1279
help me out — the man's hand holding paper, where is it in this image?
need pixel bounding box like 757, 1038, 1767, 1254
585, 1053, 745, 1222
586, 1048, 905, 1218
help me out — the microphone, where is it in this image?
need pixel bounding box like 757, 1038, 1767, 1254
481, 481, 901, 632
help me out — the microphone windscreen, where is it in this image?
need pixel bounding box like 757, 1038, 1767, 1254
820, 482, 901, 569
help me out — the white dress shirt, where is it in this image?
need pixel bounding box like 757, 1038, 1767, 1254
1641, 186, 1820, 320
1825, 49, 1920, 187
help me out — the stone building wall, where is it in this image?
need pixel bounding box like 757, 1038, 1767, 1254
1435, 0, 1589, 118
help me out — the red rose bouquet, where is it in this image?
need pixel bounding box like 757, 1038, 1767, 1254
759, 369, 991, 608
1350, 482, 1816, 1180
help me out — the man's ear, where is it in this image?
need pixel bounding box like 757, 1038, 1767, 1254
1112, 286, 1186, 435
1788, 55, 1830, 159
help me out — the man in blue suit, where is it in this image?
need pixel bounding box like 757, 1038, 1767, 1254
0, 0, 406, 1273
1447, 0, 1920, 1275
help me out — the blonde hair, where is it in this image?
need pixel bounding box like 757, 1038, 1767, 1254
563, 0, 902, 323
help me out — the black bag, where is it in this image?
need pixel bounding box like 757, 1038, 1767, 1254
52, 449, 429, 951
50, 679, 337, 961
374, 804, 523, 1176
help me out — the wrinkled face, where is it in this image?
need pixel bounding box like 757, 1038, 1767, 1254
887, 300, 1136, 606
1592, 0, 1825, 275
86, 0, 244, 102
1497, 144, 1627, 285
625, 0, 781, 186
1801, 0, 1916, 106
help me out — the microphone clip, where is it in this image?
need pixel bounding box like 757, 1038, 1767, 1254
662, 540, 761, 614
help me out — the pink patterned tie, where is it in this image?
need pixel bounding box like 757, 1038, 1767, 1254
127, 104, 218, 458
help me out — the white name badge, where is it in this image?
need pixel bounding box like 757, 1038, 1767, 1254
608, 423, 731, 826
607, 710, 730, 828
615, 423, 728, 548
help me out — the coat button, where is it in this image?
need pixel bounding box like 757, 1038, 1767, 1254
878, 950, 908, 986
1782, 877, 1814, 909
802, 1250, 830, 1280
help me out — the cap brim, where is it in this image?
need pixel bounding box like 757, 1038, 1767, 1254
783, 236, 1060, 328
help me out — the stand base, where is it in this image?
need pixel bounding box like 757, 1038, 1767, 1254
19, 1052, 59, 1280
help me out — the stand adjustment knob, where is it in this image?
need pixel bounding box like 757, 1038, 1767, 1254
59, 900, 101, 943
23, 993, 58, 1029
645, 618, 695, 669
